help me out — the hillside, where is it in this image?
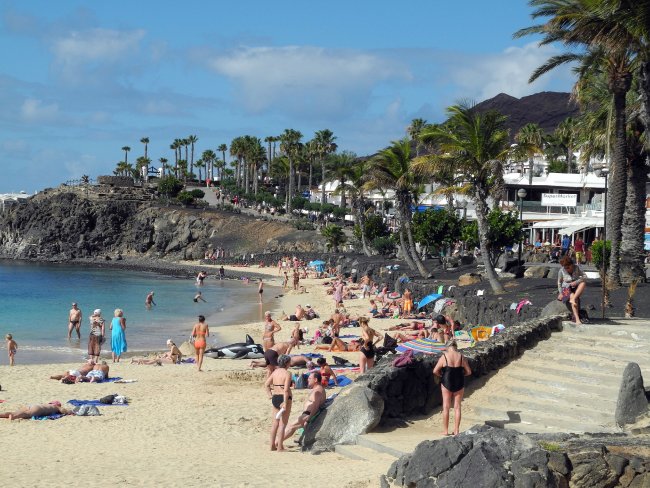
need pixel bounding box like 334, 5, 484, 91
473, 91, 579, 136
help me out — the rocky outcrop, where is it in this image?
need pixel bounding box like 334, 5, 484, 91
382, 425, 650, 487
616, 363, 649, 427
0, 187, 324, 260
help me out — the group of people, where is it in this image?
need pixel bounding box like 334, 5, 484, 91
73, 306, 128, 364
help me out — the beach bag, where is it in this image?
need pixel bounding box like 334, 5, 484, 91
73, 405, 101, 416
579, 309, 590, 323
100, 394, 116, 405
392, 350, 414, 368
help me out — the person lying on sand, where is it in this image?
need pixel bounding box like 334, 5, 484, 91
314, 337, 361, 352
50, 360, 96, 381
0, 401, 73, 420
388, 321, 427, 331
76, 361, 110, 383
250, 354, 313, 369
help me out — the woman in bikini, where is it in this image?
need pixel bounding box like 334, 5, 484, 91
433, 339, 472, 436
358, 317, 381, 373
191, 315, 210, 372
262, 311, 281, 351
264, 354, 293, 451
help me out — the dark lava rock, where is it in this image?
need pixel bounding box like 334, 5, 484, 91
616, 363, 649, 427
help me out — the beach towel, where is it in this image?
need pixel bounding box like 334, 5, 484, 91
339, 334, 359, 339
181, 358, 195, 364
396, 338, 446, 355
291, 353, 322, 359
32, 414, 67, 420
113, 379, 137, 384
67, 399, 129, 407
470, 326, 493, 342
101, 377, 122, 383
329, 375, 352, 387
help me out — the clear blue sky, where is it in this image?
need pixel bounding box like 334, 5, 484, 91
0, 0, 574, 193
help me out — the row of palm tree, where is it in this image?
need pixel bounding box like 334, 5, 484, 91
516, 0, 649, 285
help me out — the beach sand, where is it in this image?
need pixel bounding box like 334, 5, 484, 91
0, 263, 418, 487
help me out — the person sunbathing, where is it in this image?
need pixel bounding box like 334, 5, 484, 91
392, 331, 426, 343
76, 361, 110, 383
388, 321, 427, 331
132, 340, 183, 365
0, 401, 73, 420
250, 354, 313, 369
50, 360, 95, 381
314, 337, 361, 352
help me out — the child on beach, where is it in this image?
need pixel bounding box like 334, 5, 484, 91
5, 334, 17, 366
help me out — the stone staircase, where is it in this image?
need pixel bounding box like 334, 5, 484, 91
336, 318, 650, 461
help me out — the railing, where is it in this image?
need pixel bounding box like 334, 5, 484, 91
65, 178, 96, 187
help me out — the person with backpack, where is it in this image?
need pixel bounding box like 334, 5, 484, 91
433, 340, 472, 436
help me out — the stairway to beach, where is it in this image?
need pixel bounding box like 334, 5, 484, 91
337, 318, 650, 461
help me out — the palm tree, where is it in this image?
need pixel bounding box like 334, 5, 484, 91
555, 117, 579, 173
305, 139, 318, 189
418, 103, 510, 294
321, 224, 347, 252
121, 146, 131, 165
367, 139, 430, 278
195, 158, 205, 183
140, 137, 149, 160
280, 129, 303, 212
264, 136, 274, 174
217, 144, 228, 180
516, 0, 638, 285
407, 118, 428, 156
515, 123, 544, 184
201, 150, 216, 182
230, 137, 245, 188
159, 157, 168, 177
335, 156, 373, 256
327, 151, 356, 210
188, 135, 198, 180
314, 129, 337, 209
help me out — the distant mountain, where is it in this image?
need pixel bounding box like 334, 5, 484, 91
473, 91, 579, 137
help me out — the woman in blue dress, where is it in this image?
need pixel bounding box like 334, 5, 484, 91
110, 309, 128, 362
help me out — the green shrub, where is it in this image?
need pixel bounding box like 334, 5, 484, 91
372, 236, 395, 255
189, 189, 205, 199
591, 240, 611, 269
294, 219, 316, 231
291, 196, 309, 210
157, 176, 183, 197
332, 207, 348, 219
177, 191, 194, 205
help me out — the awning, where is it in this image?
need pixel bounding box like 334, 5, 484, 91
557, 224, 592, 235
532, 217, 603, 231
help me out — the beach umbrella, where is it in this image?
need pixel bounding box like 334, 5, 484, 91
308, 260, 325, 266
396, 338, 446, 355
416, 293, 443, 309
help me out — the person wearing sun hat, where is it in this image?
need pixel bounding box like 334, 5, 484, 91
87, 309, 105, 363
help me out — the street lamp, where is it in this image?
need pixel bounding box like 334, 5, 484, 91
517, 188, 527, 263
596, 167, 609, 319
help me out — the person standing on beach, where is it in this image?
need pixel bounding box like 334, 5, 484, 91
264, 354, 293, 451
433, 340, 472, 436
88, 309, 105, 363
258, 279, 264, 303
145, 291, 156, 309
293, 269, 300, 291
191, 315, 209, 372
5, 334, 17, 366
68, 302, 82, 340
110, 309, 127, 363
282, 271, 289, 289
219, 266, 225, 280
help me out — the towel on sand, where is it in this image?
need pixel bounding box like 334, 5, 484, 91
67, 399, 128, 407
329, 375, 352, 387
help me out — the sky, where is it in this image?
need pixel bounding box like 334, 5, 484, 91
0, 0, 575, 193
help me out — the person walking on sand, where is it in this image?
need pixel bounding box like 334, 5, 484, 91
5, 334, 17, 366
145, 291, 156, 309
258, 279, 264, 303
262, 311, 281, 351
88, 309, 105, 363
433, 339, 472, 436
110, 309, 127, 363
68, 302, 82, 340
191, 315, 209, 372
264, 354, 293, 451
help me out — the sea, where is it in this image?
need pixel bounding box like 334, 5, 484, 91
0, 260, 275, 364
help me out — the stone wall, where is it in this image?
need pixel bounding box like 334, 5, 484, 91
97, 175, 134, 187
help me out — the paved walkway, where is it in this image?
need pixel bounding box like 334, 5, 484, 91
337, 318, 650, 460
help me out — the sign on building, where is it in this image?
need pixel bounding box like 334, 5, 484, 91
541, 193, 577, 207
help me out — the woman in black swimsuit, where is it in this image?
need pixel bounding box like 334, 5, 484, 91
433, 339, 472, 436
358, 316, 381, 373
264, 354, 293, 451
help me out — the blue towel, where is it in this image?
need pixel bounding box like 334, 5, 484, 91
300, 353, 323, 359
100, 377, 122, 383
32, 414, 66, 420
67, 399, 128, 407
339, 334, 359, 339
328, 375, 352, 387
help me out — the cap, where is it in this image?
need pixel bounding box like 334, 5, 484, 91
72, 302, 77, 306
93, 309, 101, 315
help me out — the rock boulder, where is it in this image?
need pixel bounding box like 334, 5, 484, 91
525, 266, 549, 279
615, 362, 649, 427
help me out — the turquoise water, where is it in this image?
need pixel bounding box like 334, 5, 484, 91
0, 260, 273, 363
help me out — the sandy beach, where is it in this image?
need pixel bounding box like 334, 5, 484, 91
0, 263, 418, 487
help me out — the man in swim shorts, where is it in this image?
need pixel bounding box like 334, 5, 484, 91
283, 372, 325, 440
77, 361, 110, 383
145, 291, 156, 309
50, 360, 96, 381
68, 302, 83, 340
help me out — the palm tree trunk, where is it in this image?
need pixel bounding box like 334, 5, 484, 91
397, 195, 429, 277
639, 61, 650, 151
474, 190, 505, 294
287, 158, 294, 212
607, 85, 630, 286
619, 151, 647, 283
399, 227, 417, 271
354, 196, 372, 256
320, 158, 326, 208
528, 157, 533, 185
309, 162, 313, 189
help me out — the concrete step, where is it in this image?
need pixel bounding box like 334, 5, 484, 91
521, 349, 649, 374
504, 360, 632, 385
334, 443, 399, 462
469, 406, 616, 434
356, 433, 413, 458
503, 372, 621, 402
